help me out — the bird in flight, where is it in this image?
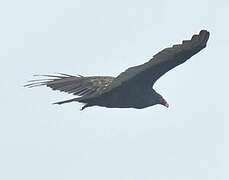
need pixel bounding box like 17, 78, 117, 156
25, 30, 210, 110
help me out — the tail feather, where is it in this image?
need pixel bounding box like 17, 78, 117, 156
53, 97, 79, 105
53, 97, 92, 110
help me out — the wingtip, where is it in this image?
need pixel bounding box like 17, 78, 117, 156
199, 29, 209, 33
199, 29, 210, 38
199, 29, 210, 45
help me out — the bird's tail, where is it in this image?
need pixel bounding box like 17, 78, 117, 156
53, 97, 80, 105
53, 98, 92, 110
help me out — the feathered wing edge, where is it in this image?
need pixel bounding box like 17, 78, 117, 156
25, 73, 77, 88
24, 73, 85, 109
146, 29, 210, 85
25, 73, 115, 109
100, 30, 210, 94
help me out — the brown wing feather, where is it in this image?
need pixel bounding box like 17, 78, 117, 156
25, 73, 115, 97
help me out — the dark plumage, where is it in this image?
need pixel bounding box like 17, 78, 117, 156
25, 30, 210, 110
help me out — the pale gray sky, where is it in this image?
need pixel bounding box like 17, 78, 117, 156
0, 0, 228, 179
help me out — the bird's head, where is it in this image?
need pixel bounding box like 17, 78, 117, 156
155, 92, 169, 108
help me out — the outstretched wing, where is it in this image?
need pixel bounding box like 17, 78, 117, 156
103, 30, 210, 93
25, 73, 115, 97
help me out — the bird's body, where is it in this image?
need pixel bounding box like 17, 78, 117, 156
25, 30, 210, 110
80, 85, 155, 109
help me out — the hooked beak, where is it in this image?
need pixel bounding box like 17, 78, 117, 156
156, 93, 169, 108
161, 98, 169, 108
164, 102, 169, 108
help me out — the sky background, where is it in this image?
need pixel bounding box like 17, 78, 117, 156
0, 0, 229, 179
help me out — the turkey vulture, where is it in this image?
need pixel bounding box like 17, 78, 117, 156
25, 30, 210, 110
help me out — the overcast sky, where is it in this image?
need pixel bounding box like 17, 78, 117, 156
0, 0, 228, 179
